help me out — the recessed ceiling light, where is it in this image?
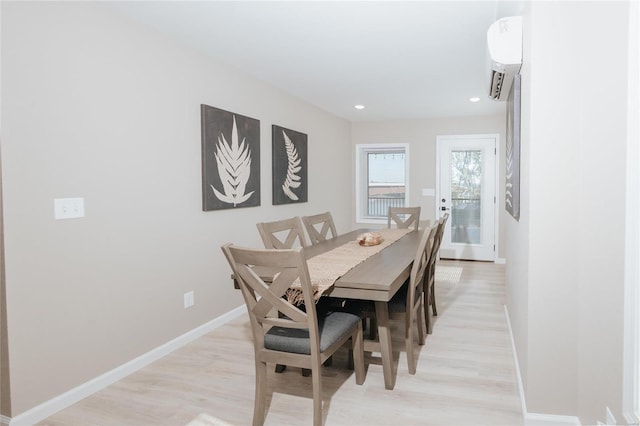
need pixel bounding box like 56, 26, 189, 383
469, 97, 481, 103
354, 104, 365, 110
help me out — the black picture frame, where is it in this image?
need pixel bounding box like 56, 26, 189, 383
505, 74, 521, 220
271, 125, 308, 205
201, 104, 260, 211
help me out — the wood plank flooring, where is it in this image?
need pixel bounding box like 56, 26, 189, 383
39, 260, 523, 425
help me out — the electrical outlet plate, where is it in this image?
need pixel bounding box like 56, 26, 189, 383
54, 197, 85, 219
183, 291, 194, 309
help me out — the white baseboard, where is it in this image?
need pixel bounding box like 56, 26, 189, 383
504, 305, 528, 417
624, 410, 640, 426
495, 257, 506, 264
525, 412, 582, 425
8, 305, 246, 426
503, 305, 582, 426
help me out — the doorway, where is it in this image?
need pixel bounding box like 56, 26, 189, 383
436, 135, 497, 261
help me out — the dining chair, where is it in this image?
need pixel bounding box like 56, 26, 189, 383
221, 244, 365, 426
256, 216, 308, 249
301, 211, 338, 245
349, 223, 437, 374
387, 207, 421, 231
424, 213, 449, 334
257, 216, 337, 374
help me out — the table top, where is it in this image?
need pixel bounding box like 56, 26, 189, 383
237, 228, 421, 303
324, 230, 422, 302
320, 229, 421, 302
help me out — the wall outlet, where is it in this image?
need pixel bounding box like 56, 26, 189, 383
54, 197, 85, 219
183, 291, 194, 309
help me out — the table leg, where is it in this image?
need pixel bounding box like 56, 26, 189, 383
375, 301, 395, 390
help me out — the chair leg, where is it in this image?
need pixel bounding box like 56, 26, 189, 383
417, 300, 426, 346
405, 312, 416, 375
311, 357, 323, 426
253, 360, 267, 426
431, 282, 438, 316
423, 280, 433, 335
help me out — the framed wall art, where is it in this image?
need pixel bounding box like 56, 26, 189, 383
201, 104, 260, 211
271, 125, 307, 205
505, 73, 521, 220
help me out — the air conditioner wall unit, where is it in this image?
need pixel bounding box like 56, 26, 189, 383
487, 16, 522, 101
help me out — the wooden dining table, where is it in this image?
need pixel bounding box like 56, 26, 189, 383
313, 229, 421, 390
244, 228, 423, 390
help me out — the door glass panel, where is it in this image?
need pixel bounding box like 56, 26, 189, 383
450, 150, 482, 244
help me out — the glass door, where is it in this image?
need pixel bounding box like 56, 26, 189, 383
437, 136, 496, 261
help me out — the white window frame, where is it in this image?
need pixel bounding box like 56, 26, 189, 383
355, 143, 410, 224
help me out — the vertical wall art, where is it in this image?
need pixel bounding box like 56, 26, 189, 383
201, 104, 260, 211
271, 125, 307, 205
505, 74, 521, 220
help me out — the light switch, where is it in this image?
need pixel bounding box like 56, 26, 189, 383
54, 198, 85, 220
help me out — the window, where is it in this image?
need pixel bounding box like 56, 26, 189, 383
355, 144, 409, 223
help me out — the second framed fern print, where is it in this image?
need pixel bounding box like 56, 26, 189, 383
272, 125, 307, 205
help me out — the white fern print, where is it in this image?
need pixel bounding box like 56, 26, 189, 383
281, 131, 302, 201
211, 115, 254, 206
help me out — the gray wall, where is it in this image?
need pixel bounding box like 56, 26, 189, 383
505, 1, 631, 423
1, 2, 352, 415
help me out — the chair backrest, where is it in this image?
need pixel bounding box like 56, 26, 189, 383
407, 224, 438, 308
301, 212, 338, 245
221, 244, 320, 355
387, 207, 421, 230
435, 213, 449, 252
429, 213, 449, 266
256, 217, 308, 249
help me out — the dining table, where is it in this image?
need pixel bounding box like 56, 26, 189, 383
235, 227, 423, 390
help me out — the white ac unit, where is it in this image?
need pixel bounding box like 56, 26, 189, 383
487, 16, 522, 101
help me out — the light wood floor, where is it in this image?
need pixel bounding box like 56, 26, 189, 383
39, 260, 523, 426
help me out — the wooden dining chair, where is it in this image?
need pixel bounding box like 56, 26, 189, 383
221, 244, 365, 426
301, 211, 338, 245
349, 224, 437, 374
424, 213, 449, 334
256, 216, 308, 249
257, 216, 337, 374
387, 207, 421, 231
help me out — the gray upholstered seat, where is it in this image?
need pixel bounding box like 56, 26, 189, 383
265, 310, 362, 354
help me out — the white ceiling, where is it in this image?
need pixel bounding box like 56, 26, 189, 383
111, 1, 523, 122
